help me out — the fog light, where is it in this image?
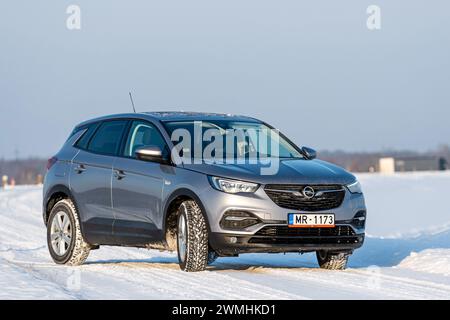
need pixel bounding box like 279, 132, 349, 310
227, 237, 237, 244
220, 210, 261, 230
352, 210, 366, 228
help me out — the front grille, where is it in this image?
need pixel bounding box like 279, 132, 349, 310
264, 184, 345, 211
248, 225, 359, 245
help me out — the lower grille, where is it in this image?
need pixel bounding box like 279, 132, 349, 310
255, 225, 355, 237
248, 225, 360, 245
248, 237, 359, 245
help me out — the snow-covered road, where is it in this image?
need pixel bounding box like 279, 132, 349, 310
1, 172, 449, 299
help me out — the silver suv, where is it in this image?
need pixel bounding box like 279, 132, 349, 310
43, 112, 366, 271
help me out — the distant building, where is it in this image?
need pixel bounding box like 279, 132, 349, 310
378, 156, 447, 173
379, 158, 395, 173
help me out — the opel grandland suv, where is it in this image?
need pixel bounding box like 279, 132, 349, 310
43, 112, 366, 272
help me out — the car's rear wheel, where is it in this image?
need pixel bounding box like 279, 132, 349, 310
316, 250, 350, 270
47, 199, 91, 265
177, 200, 209, 272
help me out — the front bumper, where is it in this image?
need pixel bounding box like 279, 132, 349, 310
197, 181, 367, 255
199, 184, 367, 233
209, 224, 365, 256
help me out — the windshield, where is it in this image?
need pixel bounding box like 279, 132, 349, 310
163, 120, 304, 160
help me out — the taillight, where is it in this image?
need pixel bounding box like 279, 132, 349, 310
46, 157, 58, 170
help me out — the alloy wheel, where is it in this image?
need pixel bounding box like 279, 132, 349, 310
178, 213, 187, 262
50, 211, 72, 256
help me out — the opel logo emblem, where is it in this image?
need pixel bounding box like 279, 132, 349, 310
302, 186, 315, 199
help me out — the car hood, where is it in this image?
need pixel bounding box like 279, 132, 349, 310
182, 159, 356, 185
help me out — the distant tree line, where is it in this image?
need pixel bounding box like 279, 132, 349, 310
319, 144, 450, 172
0, 158, 47, 185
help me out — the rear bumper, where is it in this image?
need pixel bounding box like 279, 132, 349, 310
209, 224, 365, 256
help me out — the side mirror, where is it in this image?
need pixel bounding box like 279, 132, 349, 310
301, 146, 317, 160
135, 146, 166, 163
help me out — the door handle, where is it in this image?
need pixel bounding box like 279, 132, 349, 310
74, 164, 86, 174
114, 169, 126, 180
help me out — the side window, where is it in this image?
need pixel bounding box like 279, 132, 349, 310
74, 123, 99, 149
87, 120, 128, 156
123, 120, 167, 158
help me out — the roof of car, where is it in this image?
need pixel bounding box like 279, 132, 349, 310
76, 111, 260, 127
143, 111, 259, 121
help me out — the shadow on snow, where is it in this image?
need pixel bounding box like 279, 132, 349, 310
84, 228, 450, 270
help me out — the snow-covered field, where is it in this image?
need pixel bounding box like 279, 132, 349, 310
1, 172, 449, 299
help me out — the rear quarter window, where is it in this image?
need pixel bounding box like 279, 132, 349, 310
74, 123, 99, 150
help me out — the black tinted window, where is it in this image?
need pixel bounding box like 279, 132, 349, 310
87, 120, 128, 155
74, 123, 99, 149
123, 120, 167, 158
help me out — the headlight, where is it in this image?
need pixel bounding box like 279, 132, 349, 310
346, 180, 363, 194
209, 176, 259, 194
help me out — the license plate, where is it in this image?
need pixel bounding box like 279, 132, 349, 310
288, 213, 335, 228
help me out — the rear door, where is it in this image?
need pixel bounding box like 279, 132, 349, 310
70, 120, 128, 245
111, 120, 168, 245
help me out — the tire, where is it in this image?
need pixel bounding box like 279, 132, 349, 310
176, 200, 209, 272
47, 199, 91, 265
316, 251, 350, 270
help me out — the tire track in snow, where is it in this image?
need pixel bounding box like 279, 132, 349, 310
264, 267, 450, 299
348, 269, 450, 298
0, 257, 81, 299
82, 261, 307, 299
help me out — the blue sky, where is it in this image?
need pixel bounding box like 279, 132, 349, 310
1, 1, 449, 159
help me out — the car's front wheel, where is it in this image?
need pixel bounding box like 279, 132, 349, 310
177, 200, 209, 272
47, 199, 91, 265
316, 251, 350, 270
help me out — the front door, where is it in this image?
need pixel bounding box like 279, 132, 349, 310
111, 120, 168, 245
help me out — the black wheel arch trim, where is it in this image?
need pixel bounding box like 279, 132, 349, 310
43, 184, 88, 241
163, 188, 212, 235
